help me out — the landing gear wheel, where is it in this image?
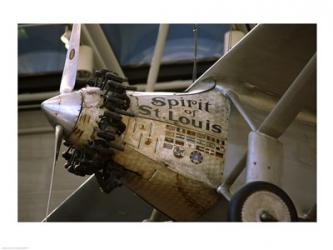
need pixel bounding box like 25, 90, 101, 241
227, 181, 298, 222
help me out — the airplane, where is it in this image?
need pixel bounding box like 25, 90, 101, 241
40, 23, 316, 222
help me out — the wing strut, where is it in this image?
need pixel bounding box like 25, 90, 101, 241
258, 53, 316, 138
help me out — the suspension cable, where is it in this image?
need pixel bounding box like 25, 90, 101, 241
192, 24, 198, 83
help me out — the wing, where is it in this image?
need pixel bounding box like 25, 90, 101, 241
187, 24, 316, 111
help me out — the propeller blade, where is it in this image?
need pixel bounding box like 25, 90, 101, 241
60, 24, 81, 94
45, 125, 64, 221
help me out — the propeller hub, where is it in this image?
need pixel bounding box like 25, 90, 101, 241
41, 91, 82, 137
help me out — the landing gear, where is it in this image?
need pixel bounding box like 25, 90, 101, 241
227, 181, 298, 222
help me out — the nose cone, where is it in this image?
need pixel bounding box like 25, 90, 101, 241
41, 91, 82, 137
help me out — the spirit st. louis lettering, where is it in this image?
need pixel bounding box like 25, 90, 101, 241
138, 97, 222, 134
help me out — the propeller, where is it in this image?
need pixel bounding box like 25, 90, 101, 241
45, 125, 63, 220
60, 24, 81, 94
41, 24, 82, 221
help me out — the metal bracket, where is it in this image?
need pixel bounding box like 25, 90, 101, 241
225, 90, 257, 131
217, 152, 247, 201
245, 131, 283, 186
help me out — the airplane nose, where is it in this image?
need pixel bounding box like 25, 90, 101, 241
41, 91, 82, 137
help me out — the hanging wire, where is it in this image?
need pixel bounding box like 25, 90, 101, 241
192, 24, 198, 83
227, 24, 234, 53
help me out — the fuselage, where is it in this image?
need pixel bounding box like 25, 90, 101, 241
41, 78, 316, 220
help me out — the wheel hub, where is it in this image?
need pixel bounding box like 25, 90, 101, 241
241, 191, 291, 222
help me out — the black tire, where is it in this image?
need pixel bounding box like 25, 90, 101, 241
227, 181, 298, 222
